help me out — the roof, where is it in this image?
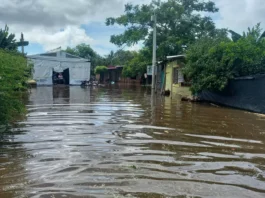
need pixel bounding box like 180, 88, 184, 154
27, 50, 90, 63
108, 66, 117, 70
166, 55, 186, 60
107, 65, 124, 70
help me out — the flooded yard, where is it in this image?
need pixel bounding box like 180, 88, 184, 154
1, 85, 265, 198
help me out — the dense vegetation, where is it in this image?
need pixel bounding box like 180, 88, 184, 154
0, 50, 30, 124
0, 26, 30, 125
106, 0, 223, 78
122, 48, 151, 78
67, 0, 265, 93
183, 24, 265, 94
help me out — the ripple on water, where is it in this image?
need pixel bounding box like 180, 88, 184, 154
1, 86, 265, 198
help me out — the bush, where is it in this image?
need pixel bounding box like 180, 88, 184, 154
0, 49, 29, 124
94, 66, 108, 74
183, 25, 265, 94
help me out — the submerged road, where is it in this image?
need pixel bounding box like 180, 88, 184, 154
1, 85, 265, 198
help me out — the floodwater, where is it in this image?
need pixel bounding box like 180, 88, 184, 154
1, 85, 265, 198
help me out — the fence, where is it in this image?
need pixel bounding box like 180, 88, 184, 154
199, 74, 265, 113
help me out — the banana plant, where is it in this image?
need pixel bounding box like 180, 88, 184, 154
229, 23, 265, 42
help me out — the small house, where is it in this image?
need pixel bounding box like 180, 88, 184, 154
98, 66, 123, 83
98, 66, 141, 84
164, 55, 191, 98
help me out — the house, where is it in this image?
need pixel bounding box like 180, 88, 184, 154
27, 49, 91, 86
164, 55, 192, 98
102, 66, 123, 82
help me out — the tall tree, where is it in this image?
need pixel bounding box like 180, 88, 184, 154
104, 50, 136, 66
122, 48, 151, 78
106, 0, 219, 59
0, 25, 17, 50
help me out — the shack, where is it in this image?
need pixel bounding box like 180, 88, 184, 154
104, 66, 123, 82
164, 55, 192, 98
27, 50, 91, 86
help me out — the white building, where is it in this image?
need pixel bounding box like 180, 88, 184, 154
27, 50, 91, 86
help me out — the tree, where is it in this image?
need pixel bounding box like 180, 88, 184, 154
0, 25, 17, 51
183, 24, 265, 94
104, 49, 136, 66
122, 48, 151, 78
106, 0, 219, 59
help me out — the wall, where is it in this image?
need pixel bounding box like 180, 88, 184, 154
165, 61, 174, 91
199, 75, 265, 113
165, 60, 192, 98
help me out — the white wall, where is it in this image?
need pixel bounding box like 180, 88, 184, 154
32, 58, 91, 86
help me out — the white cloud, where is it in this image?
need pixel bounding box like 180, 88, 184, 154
0, 0, 150, 55
2, 0, 265, 55
214, 0, 265, 33
25, 26, 93, 51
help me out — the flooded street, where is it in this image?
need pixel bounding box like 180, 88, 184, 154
1, 85, 265, 198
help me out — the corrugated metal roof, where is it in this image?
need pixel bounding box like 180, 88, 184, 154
166, 55, 186, 60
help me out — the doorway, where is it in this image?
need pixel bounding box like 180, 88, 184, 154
53, 68, 70, 85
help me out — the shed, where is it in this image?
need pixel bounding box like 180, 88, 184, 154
27, 50, 91, 86
164, 55, 192, 98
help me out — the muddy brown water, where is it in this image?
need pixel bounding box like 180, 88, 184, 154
1, 85, 265, 198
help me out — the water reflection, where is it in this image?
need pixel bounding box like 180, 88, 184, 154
1, 85, 265, 198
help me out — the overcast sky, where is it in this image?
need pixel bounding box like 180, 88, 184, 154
0, 0, 265, 55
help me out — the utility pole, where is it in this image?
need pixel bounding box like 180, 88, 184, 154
151, 13, 157, 90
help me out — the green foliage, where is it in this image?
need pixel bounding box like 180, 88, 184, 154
183, 24, 265, 94
94, 66, 108, 74
0, 49, 29, 124
122, 48, 151, 78
106, 0, 220, 59
0, 25, 17, 50
105, 49, 135, 66
228, 30, 242, 42
229, 23, 265, 42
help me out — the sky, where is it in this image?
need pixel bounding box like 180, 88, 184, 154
0, 0, 265, 56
